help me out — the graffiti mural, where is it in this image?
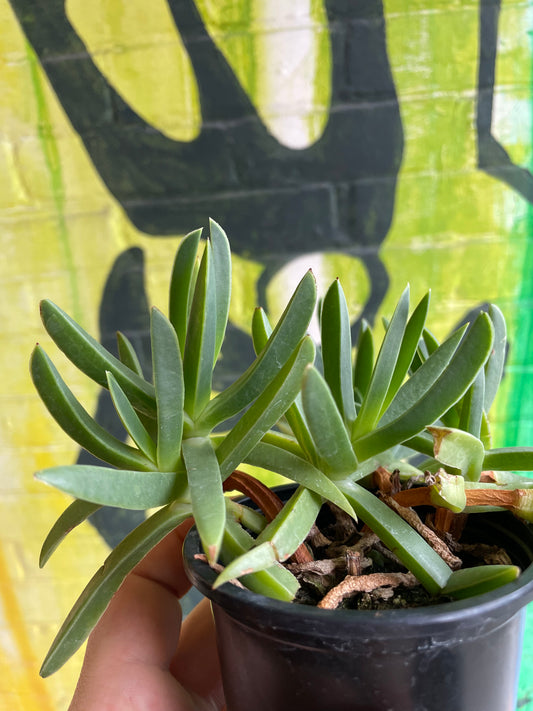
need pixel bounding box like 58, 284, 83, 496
1, 0, 533, 707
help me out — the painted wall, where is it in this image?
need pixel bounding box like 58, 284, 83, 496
1, 0, 533, 707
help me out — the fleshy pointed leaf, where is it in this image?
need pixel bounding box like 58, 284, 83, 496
151, 308, 184, 471
40, 500, 101, 568
351, 286, 410, 439
216, 337, 315, 479
428, 426, 485, 482
217, 517, 299, 600
245, 437, 356, 517
353, 319, 374, 401
183, 244, 217, 419
301, 366, 358, 479
169, 229, 202, 356
215, 487, 321, 587
483, 447, 533, 472
458, 369, 485, 438
209, 219, 231, 362
321, 279, 356, 425
380, 291, 430, 415
441, 565, 520, 600
182, 437, 225, 565
200, 270, 317, 429
116, 332, 144, 377
35, 466, 184, 509
355, 313, 493, 462
40, 502, 192, 677
31, 346, 153, 471
484, 304, 507, 413
39, 299, 155, 416
107, 371, 157, 462
340, 480, 452, 593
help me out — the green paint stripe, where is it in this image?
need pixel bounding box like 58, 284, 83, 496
25, 42, 81, 322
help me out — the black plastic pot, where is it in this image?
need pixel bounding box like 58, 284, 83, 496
183, 506, 533, 711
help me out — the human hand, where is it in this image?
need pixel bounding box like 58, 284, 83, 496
69, 519, 225, 710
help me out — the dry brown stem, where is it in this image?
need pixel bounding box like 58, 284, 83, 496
317, 571, 418, 610
382, 494, 462, 570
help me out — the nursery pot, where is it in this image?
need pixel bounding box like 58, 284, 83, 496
183, 495, 533, 711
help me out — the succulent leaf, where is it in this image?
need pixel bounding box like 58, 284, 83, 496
301, 365, 358, 479
169, 228, 202, 356
151, 308, 184, 471
31, 346, 153, 471
182, 436, 226, 565
39, 502, 193, 677
39, 499, 102, 568
116, 331, 144, 377
39, 299, 156, 416
216, 336, 316, 480
351, 286, 410, 440
106, 371, 157, 462
428, 426, 485, 482
340, 480, 452, 593
183, 242, 217, 419
208, 219, 232, 362
321, 279, 356, 425
201, 270, 317, 429
355, 313, 494, 462
218, 516, 299, 600
35, 466, 184, 509
441, 565, 520, 600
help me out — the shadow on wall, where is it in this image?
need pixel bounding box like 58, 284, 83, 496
10, 0, 533, 545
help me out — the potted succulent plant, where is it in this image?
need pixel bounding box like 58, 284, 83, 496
32, 221, 533, 710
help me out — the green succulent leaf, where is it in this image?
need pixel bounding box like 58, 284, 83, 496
39, 499, 102, 568
216, 336, 316, 480
353, 319, 374, 402
484, 304, 507, 414
183, 242, 217, 420
218, 516, 299, 600
251, 307, 272, 351
39, 501, 193, 677
31, 346, 153, 471
151, 308, 184, 471
169, 228, 202, 356
355, 313, 494, 462
116, 332, 144, 378
200, 270, 317, 429
301, 365, 358, 480
226, 498, 267, 535
458, 369, 485, 439
380, 291, 430, 416
215, 487, 321, 587
245, 439, 356, 518
182, 436, 226, 565
340, 481, 452, 593
321, 279, 356, 425
441, 564, 520, 600
35, 466, 184, 509
252, 307, 316, 462
39, 299, 156, 417
428, 426, 485, 482
209, 219, 232, 362
106, 372, 157, 462
483, 447, 533, 472
429, 471, 467, 513
351, 286, 410, 440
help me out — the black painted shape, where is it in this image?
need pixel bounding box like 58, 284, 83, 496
10, 0, 403, 325
477, 0, 533, 203
80, 248, 151, 547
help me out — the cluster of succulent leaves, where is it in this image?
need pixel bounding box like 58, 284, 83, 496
32, 221, 533, 677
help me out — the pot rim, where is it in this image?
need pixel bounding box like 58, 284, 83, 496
183, 511, 533, 640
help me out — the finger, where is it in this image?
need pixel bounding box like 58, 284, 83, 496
171, 598, 224, 706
